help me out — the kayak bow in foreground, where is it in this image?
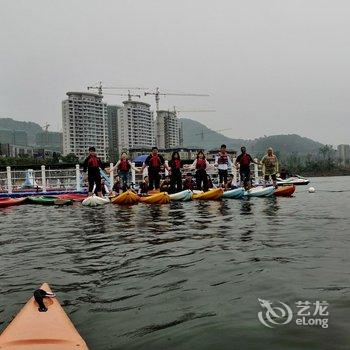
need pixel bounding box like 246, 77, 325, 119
0, 283, 88, 350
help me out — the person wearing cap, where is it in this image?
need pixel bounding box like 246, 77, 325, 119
261, 147, 279, 188
235, 146, 260, 190
82, 146, 104, 197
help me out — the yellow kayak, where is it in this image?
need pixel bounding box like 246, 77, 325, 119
192, 188, 223, 200
0, 283, 88, 350
111, 190, 140, 205
139, 192, 170, 204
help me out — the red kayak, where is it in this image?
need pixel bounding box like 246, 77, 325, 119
274, 185, 295, 197
56, 194, 87, 202
0, 197, 27, 208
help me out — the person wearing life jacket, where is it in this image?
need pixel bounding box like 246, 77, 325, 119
82, 146, 104, 197
261, 147, 279, 188
95, 179, 108, 196
225, 174, 237, 190
111, 175, 121, 195
214, 144, 232, 185
160, 175, 171, 192
141, 147, 169, 190
138, 176, 149, 195
190, 151, 210, 191
109, 152, 137, 190
235, 146, 260, 189
168, 151, 183, 193
183, 172, 196, 190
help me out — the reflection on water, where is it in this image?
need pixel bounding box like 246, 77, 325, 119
1, 177, 350, 350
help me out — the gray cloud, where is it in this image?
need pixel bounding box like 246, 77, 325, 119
0, 0, 349, 144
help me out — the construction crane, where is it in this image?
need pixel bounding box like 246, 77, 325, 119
144, 87, 209, 111
87, 81, 147, 96
103, 91, 141, 101
42, 123, 50, 146
43, 123, 50, 132
172, 108, 216, 115
195, 128, 232, 141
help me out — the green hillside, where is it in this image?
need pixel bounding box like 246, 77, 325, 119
180, 118, 324, 155
180, 118, 246, 150
0, 117, 42, 145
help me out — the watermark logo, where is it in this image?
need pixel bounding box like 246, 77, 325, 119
258, 298, 293, 328
258, 299, 329, 329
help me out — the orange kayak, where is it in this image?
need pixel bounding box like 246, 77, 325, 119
0, 197, 27, 208
139, 192, 170, 204
56, 193, 87, 202
147, 189, 160, 195
192, 188, 223, 200
274, 185, 295, 197
112, 190, 140, 205
0, 283, 88, 350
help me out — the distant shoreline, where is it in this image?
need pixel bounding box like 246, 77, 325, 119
303, 171, 350, 177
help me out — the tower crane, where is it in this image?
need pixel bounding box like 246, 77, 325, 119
144, 87, 209, 111
195, 128, 232, 141
43, 123, 50, 132
42, 123, 50, 146
103, 91, 141, 101
87, 81, 147, 96
172, 108, 216, 116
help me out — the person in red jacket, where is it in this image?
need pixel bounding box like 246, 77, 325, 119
141, 147, 169, 190
235, 146, 260, 189
168, 151, 183, 193
109, 152, 137, 190
82, 146, 104, 197
190, 151, 210, 191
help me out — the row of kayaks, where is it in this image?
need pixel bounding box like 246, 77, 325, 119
0, 283, 89, 350
83, 185, 296, 206
0, 185, 295, 208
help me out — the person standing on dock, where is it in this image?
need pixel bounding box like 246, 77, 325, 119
168, 151, 183, 193
214, 144, 232, 186
141, 147, 168, 191
235, 146, 260, 190
190, 151, 210, 191
109, 152, 137, 190
261, 147, 279, 188
82, 146, 104, 197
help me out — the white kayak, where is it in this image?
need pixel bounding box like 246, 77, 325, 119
169, 190, 193, 201
277, 176, 310, 186
244, 186, 274, 197
222, 187, 245, 199
82, 195, 110, 206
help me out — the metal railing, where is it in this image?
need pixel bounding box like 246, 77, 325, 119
0, 160, 262, 194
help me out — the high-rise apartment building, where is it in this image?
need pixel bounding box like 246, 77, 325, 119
62, 92, 108, 160
117, 100, 154, 153
107, 105, 121, 160
156, 110, 181, 149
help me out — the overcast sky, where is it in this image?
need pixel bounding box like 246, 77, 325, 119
0, 0, 349, 145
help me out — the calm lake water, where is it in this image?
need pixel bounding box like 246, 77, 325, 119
1, 176, 350, 350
